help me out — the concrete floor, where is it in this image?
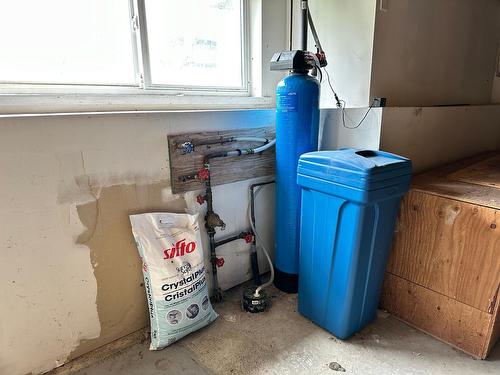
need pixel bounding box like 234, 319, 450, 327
76, 283, 500, 375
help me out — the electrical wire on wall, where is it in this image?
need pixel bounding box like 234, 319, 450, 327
301, 0, 374, 131
322, 67, 375, 130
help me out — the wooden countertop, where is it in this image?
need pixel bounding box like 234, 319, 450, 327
411, 151, 500, 210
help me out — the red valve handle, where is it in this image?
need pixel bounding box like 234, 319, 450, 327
244, 234, 254, 244
196, 194, 206, 205
215, 257, 225, 267
198, 167, 210, 181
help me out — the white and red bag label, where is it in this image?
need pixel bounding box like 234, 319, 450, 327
129, 212, 218, 350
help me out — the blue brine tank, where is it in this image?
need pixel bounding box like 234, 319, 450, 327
297, 149, 412, 338
274, 71, 320, 293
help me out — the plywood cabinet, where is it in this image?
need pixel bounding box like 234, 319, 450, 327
380, 153, 500, 359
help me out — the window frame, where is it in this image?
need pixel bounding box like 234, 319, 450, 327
0, 0, 289, 114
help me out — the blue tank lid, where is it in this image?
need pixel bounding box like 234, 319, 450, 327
297, 149, 412, 190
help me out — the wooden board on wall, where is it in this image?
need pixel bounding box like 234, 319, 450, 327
168, 127, 275, 194
381, 273, 495, 359
387, 190, 500, 313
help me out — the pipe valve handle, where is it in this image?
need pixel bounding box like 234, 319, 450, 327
196, 195, 206, 205
215, 257, 225, 267
198, 168, 210, 181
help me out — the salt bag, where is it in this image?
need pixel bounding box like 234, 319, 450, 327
130, 212, 218, 350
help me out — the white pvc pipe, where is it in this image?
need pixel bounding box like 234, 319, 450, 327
224, 138, 276, 157
234, 137, 269, 143
252, 139, 276, 154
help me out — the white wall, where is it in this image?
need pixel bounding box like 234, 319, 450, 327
290, 0, 500, 108
371, 0, 500, 107
380, 105, 500, 173
320, 104, 500, 174
0, 110, 275, 375
291, 0, 377, 108
261, 0, 289, 98
320, 107, 382, 150
250, 0, 288, 99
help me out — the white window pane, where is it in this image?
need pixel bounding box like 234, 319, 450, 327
0, 0, 136, 85
145, 0, 244, 89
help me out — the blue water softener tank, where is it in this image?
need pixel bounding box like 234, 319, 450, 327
297, 149, 412, 338
274, 72, 320, 293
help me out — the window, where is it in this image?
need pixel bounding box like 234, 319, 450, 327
142, 0, 246, 90
0, 0, 247, 94
0, 0, 136, 86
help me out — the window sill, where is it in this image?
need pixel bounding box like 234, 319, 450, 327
0, 93, 275, 116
